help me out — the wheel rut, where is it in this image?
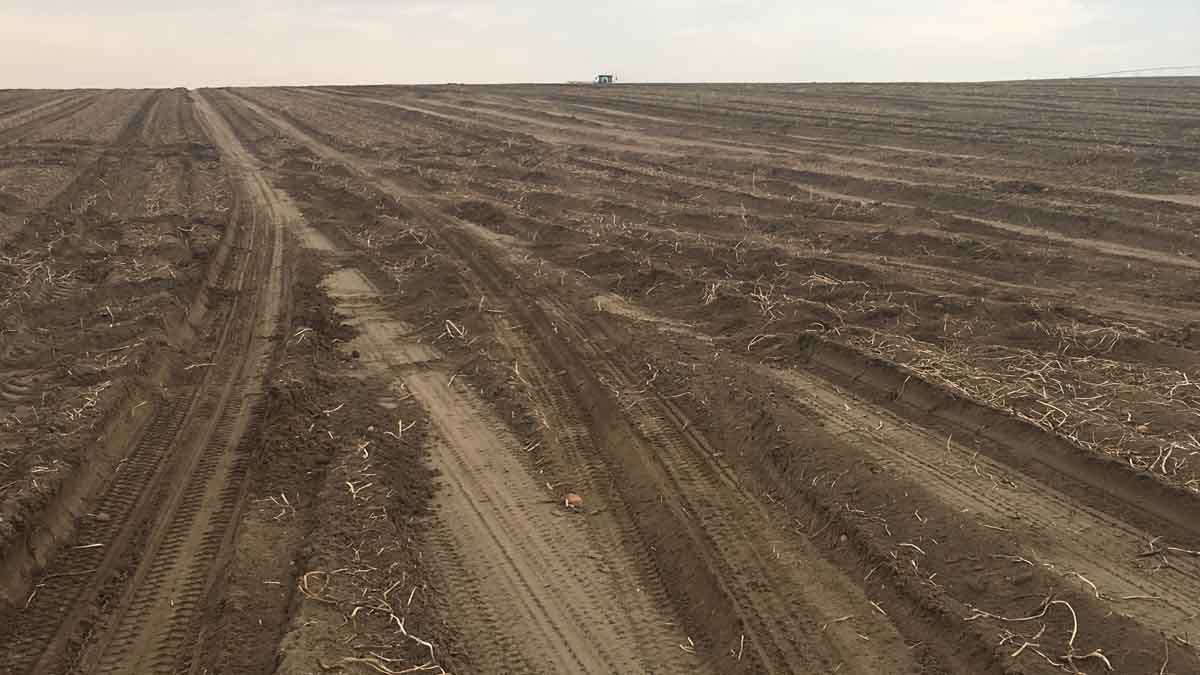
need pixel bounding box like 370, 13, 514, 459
80, 91, 286, 675
211, 89, 694, 673
318, 253, 690, 674
446, 225, 918, 673
0, 92, 286, 674
473, 307, 696, 670
0, 93, 99, 145
3, 80, 1199, 675
225, 87, 924, 673
318, 87, 1200, 271
768, 364, 1200, 641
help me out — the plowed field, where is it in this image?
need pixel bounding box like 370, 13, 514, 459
1, 79, 1199, 674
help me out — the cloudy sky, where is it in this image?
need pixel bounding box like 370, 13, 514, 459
2, 1, 1198, 87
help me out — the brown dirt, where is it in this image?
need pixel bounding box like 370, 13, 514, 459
1, 79, 1199, 674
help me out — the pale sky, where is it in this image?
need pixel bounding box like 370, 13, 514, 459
2, 1, 1198, 88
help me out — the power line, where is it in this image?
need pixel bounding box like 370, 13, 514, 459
1079, 64, 1200, 78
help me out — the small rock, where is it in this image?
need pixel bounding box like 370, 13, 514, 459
93, 512, 111, 523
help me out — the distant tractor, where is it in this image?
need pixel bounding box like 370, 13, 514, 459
595, 74, 615, 85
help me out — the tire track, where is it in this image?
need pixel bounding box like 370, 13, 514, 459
542, 89, 1200, 160
228, 88, 923, 673
0, 90, 168, 614
0, 93, 98, 145
324, 272, 692, 672
307, 88, 1200, 270
78, 91, 286, 675
766, 365, 1200, 640
0, 211, 257, 674
408, 371, 645, 674
476, 309, 693, 670
0, 91, 284, 674
237, 83, 1200, 670
211, 89, 686, 674
1, 396, 190, 671
90, 393, 260, 674
321, 265, 682, 674
449, 225, 918, 673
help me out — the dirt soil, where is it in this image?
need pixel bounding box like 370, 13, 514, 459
1, 79, 1200, 674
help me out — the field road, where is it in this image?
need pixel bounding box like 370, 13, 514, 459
0, 80, 1198, 674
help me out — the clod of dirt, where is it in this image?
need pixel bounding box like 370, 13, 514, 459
996, 180, 1047, 194
448, 200, 507, 227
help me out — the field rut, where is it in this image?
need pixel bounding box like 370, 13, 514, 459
209, 91, 695, 673
224, 87, 932, 673
0, 91, 285, 674
321, 265, 684, 673
79, 92, 287, 674
770, 363, 1200, 639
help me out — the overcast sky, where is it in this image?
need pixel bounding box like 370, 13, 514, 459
2, 1, 1198, 88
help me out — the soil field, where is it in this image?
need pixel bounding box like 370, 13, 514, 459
1, 79, 1199, 674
